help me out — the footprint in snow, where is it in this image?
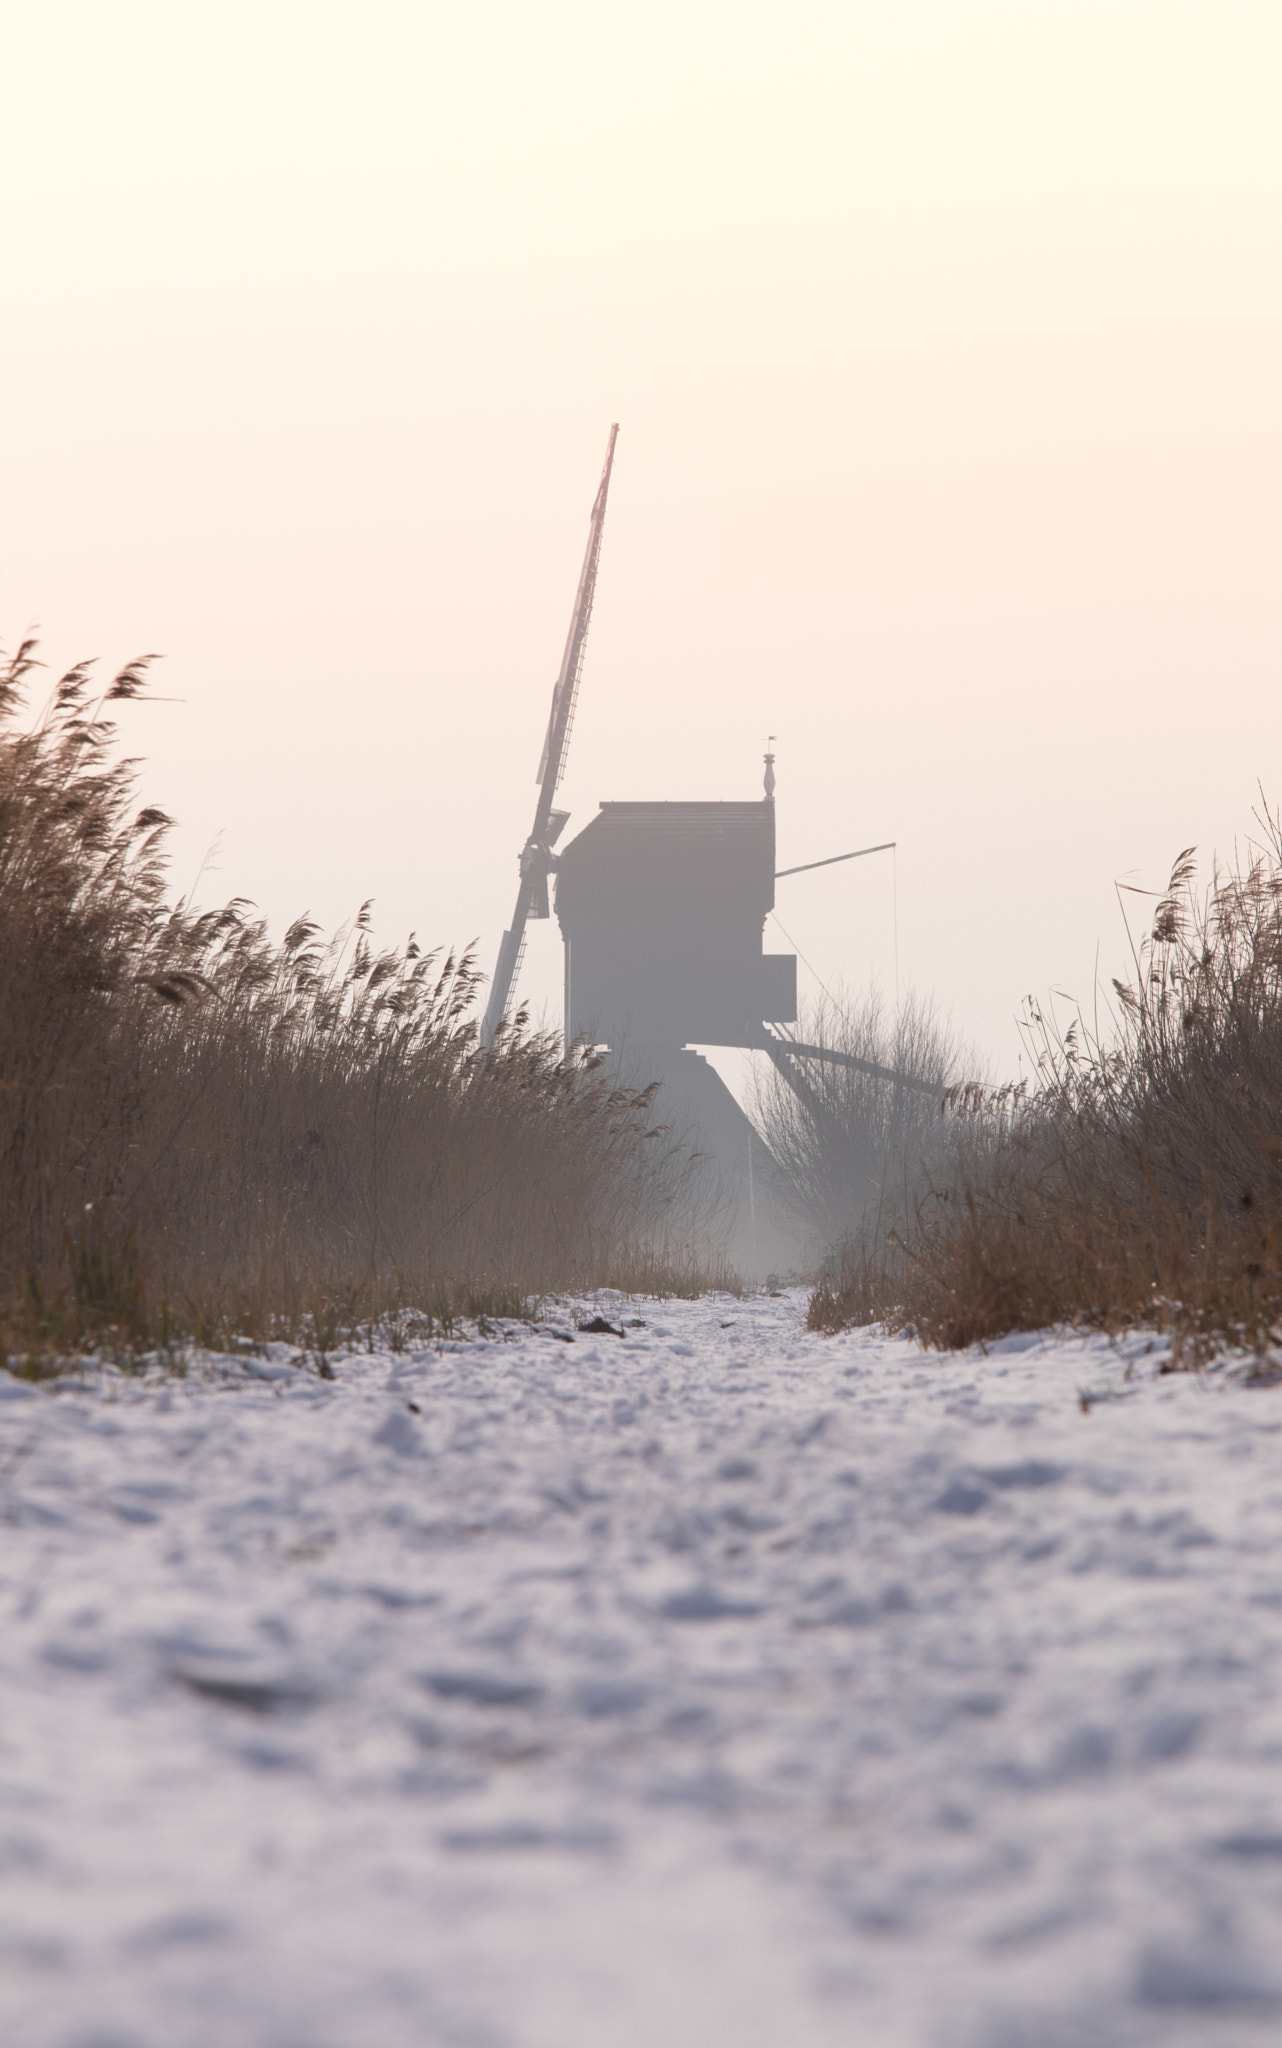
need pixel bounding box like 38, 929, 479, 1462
372, 1408, 421, 1456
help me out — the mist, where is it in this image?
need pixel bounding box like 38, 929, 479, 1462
3, 0, 1278, 1078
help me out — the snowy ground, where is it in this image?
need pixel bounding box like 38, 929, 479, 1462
3, 1291, 1282, 2048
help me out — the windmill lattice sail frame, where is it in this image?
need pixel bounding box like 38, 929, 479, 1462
480, 424, 620, 1047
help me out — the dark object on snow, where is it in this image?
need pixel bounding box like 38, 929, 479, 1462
421, 1670, 544, 1708
578, 1314, 625, 1336
175, 1671, 315, 1714
660, 1586, 765, 1621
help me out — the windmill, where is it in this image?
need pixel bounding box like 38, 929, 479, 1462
482, 427, 934, 1258
553, 781, 934, 1100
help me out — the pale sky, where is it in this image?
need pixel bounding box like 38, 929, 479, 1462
3, 1, 1279, 1080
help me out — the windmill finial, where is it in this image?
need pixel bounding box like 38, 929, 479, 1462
763, 736, 776, 801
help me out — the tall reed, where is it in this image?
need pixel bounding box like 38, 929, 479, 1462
809, 805, 1282, 1362
0, 641, 702, 1349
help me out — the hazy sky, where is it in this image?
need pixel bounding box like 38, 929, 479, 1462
3, 0, 1279, 1081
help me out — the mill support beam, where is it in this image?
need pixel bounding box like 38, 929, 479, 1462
759, 1028, 943, 1100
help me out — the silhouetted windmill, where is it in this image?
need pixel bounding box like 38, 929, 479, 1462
483, 429, 932, 1139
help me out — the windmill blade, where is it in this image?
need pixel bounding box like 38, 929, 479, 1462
481, 425, 620, 1047
534, 423, 620, 796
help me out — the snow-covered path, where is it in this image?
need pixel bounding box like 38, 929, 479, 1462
3, 1292, 1282, 2048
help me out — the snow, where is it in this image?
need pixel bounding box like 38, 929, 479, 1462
2, 1291, 1282, 2048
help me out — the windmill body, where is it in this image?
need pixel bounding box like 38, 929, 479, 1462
552, 788, 802, 1274
555, 798, 795, 1055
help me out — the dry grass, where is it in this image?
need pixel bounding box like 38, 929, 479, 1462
0, 641, 719, 1364
810, 803, 1282, 1364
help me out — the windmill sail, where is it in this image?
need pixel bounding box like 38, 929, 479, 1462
481, 424, 620, 1046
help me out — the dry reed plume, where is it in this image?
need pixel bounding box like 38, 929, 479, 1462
0, 641, 708, 1360
810, 803, 1282, 1365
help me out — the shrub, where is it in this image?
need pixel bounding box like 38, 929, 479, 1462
752, 985, 964, 1263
